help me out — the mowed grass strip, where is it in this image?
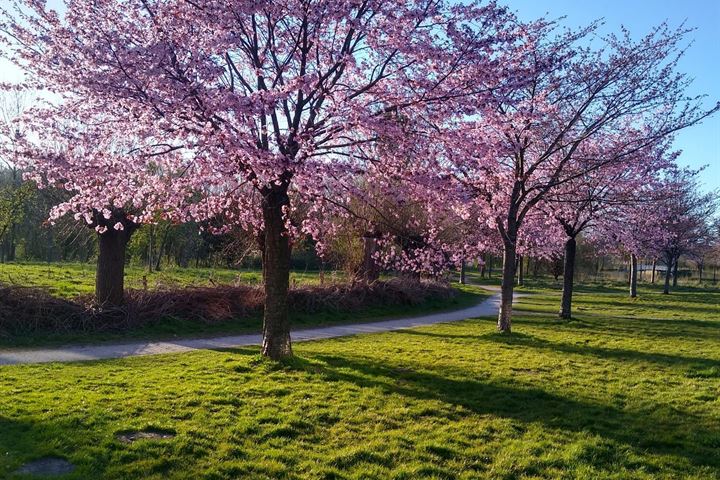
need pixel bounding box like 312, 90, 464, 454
1, 285, 719, 479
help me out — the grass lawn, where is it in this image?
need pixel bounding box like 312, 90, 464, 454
0, 262, 338, 299
1, 283, 718, 479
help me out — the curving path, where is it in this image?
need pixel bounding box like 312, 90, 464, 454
0, 287, 519, 365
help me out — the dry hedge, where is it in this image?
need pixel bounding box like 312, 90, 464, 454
0, 278, 455, 337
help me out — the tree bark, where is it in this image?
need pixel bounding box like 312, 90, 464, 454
516, 255, 524, 286
663, 255, 672, 294
357, 233, 380, 282
459, 259, 466, 285
96, 227, 133, 307
630, 253, 638, 298
698, 261, 703, 283
147, 225, 154, 273
672, 256, 679, 287
497, 242, 517, 333
559, 237, 577, 319
155, 226, 170, 272
261, 185, 293, 360
651, 259, 657, 284
6, 223, 16, 262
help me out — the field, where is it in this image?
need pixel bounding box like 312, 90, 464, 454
0, 262, 335, 298
1, 283, 718, 479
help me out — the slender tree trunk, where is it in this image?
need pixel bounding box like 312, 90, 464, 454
672, 256, 679, 287
651, 259, 657, 284
96, 227, 132, 306
516, 255, 524, 286
663, 255, 672, 294
155, 227, 170, 272
630, 253, 638, 298
559, 237, 577, 319
147, 225, 154, 273
261, 186, 293, 359
497, 241, 517, 333
698, 262, 703, 283
459, 259, 467, 285
7, 223, 16, 262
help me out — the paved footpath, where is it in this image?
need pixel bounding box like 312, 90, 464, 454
0, 287, 517, 365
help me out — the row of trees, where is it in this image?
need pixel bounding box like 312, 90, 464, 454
1, 0, 717, 358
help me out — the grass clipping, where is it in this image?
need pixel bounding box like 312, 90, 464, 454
0, 279, 455, 336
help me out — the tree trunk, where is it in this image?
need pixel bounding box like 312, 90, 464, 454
96, 227, 132, 307
559, 237, 576, 319
459, 259, 467, 285
672, 256, 679, 287
261, 186, 293, 360
497, 242, 517, 333
516, 255, 524, 286
155, 226, 170, 272
6, 223, 16, 262
663, 255, 672, 294
651, 259, 657, 284
630, 253, 638, 298
358, 233, 380, 282
698, 261, 703, 283
147, 225, 154, 273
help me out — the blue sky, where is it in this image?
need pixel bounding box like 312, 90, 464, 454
2, 0, 718, 191
502, 0, 720, 192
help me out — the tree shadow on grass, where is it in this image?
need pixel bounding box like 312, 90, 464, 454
513, 312, 720, 342
398, 329, 720, 370
0, 415, 99, 479
282, 353, 720, 474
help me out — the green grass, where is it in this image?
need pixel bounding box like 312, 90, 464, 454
515, 278, 720, 321
0, 262, 338, 299
1, 283, 718, 479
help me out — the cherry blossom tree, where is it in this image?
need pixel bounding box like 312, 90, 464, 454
648, 169, 719, 294
440, 22, 718, 332
547, 140, 674, 316
1, 0, 516, 358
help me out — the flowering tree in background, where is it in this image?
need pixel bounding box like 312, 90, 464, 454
1, 0, 516, 357
648, 169, 719, 294
442, 22, 718, 332
25, 143, 193, 305
547, 140, 674, 316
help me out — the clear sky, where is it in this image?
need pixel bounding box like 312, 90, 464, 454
1, 0, 718, 192
501, 0, 720, 193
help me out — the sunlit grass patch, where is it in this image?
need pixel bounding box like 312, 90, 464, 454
1, 284, 718, 478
